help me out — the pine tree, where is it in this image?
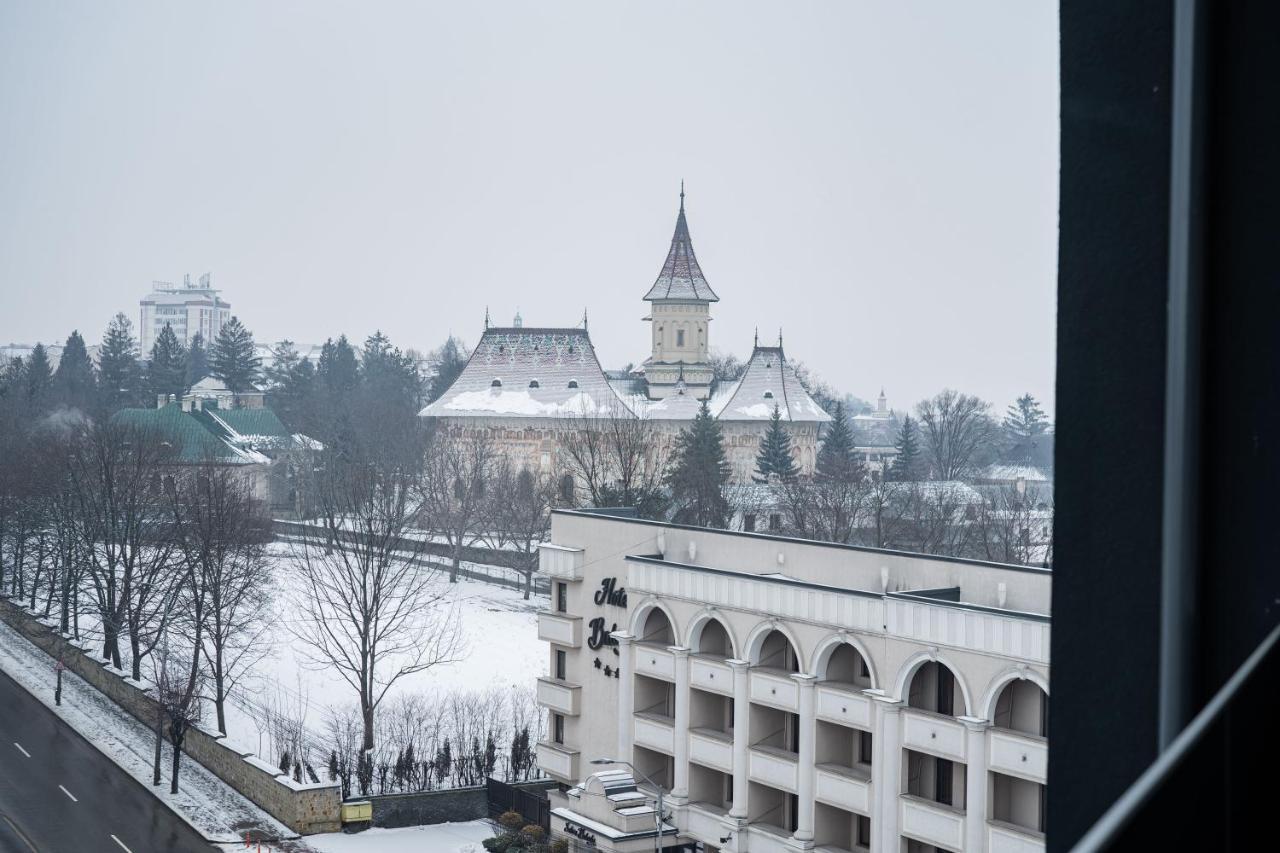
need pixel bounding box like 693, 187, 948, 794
98, 313, 143, 412
263, 340, 300, 391
147, 323, 188, 402
815, 402, 864, 483
53, 330, 96, 412
667, 400, 732, 528
186, 332, 209, 387
428, 335, 467, 403
25, 344, 54, 411
317, 335, 360, 400
890, 415, 923, 481
209, 316, 261, 392
1004, 394, 1049, 440
754, 405, 799, 482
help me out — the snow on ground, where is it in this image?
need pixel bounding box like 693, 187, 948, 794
306, 821, 492, 853
218, 543, 548, 765
0, 614, 297, 845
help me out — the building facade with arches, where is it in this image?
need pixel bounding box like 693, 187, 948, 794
535, 510, 1050, 853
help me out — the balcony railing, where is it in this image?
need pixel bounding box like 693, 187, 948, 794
899, 794, 966, 852
633, 711, 676, 755
535, 677, 581, 716
815, 762, 872, 814
816, 682, 873, 729
988, 728, 1048, 784
634, 643, 676, 680
689, 727, 734, 773
900, 708, 968, 762
988, 819, 1047, 853
750, 667, 799, 712
535, 740, 579, 782
748, 744, 799, 793
538, 543, 584, 581
690, 654, 733, 695
885, 596, 1049, 665
536, 611, 582, 648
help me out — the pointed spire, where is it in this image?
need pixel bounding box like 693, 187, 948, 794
778, 328, 784, 349
484, 306, 490, 329
582, 308, 589, 330
643, 186, 719, 302
754, 327, 759, 348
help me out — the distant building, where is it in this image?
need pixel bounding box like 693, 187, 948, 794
113, 392, 316, 513
851, 390, 900, 478
139, 273, 231, 355
419, 192, 831, 484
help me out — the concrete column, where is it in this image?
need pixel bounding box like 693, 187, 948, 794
728, 659, 751, 820
867, 691, 903, 853
792, 673, 818, 846
670, 646, 692, 801
962, 717, 990, 853
613, 632, 635, 765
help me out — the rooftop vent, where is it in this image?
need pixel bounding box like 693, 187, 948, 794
491, 378, 502, 388
763, 390, 774, 399
567, 380, 579, 389
529, 379, 540, 389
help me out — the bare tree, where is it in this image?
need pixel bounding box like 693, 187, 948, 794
290, 445, 463, 754
482, 461, 555, 599
915, 389, 998, 481
557, 401, 669, 516
67, 421, 183, 677
151, 628, 204, 795
169, 462, 274, 734
420, 430, 496, 583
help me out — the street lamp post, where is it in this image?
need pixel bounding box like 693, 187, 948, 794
591, 757, 669, 853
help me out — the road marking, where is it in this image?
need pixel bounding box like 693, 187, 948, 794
11, 742, 30, 758
58, 784, 77, 802
110, 834, 133, 853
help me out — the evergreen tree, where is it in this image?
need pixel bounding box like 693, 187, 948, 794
209, 316, 262, 392
1004, 393, 1049, 440
317, 335, 360, 401
754, 405, 799, 482
25, 343, 54, 411
428, 335, 467, 403
890, 415, 923, 480
815, 402, 864, 483
263, 340, 300, 391
52, 330, 96, 412
360, 331, 422, 420
186, 332, 209, 387
667, 400, 732, 528
147, 323, 188, 402
97, 312, 143, 412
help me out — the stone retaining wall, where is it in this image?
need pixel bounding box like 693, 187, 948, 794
0, 596, 341, 835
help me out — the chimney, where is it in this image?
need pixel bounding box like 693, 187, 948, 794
193, 398, 203, 412
156, 394, 167, 409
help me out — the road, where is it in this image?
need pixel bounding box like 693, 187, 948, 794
0, 668, 216, 853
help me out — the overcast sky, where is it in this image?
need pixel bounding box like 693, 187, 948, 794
0, 1, 1059, 416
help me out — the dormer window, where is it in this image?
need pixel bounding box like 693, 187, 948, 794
529, 379, 540, 388
491, 378, 502, 388
763, 390, 774, 399
567, 380, 579, 389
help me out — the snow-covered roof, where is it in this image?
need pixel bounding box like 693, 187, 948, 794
419, 327, 630, 419
976, 464, 1052, 484
711, 345, 831, 423
642, 195, 719, 303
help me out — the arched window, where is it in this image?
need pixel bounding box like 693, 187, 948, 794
993, 680, 1049, 737
639, 608, 674, 645
907, 661, 964, 717
754, 629, 799, 672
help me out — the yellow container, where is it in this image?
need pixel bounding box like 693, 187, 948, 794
340, 801, 373, 824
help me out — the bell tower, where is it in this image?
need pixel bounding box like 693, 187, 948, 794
642, 186, 718, 399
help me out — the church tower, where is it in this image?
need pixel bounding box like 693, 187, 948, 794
642, 187, 718, 399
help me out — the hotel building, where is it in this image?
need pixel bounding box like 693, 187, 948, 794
535, 510, 1049, 853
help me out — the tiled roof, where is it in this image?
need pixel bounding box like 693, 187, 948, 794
418, 327, 631, 419
110, 405, 250, 464
642, 196, 719, 302
710, 346, 831, 423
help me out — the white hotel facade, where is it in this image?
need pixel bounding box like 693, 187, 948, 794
535, 510, 1050, 853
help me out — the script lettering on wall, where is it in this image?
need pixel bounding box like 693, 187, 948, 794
593, 577, 628, 608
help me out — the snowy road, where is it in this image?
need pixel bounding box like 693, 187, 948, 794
0, 667, 215, 853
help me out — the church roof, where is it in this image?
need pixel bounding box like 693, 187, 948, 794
642, 193, 719, 303
418, 327, 630, 419
712, 344, 831, 423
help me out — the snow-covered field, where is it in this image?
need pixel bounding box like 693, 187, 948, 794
219, 543, 548, 772
307, 821, 492, 853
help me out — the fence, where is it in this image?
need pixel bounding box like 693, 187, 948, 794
272, 520, 550, 597
486, 777, 553, 832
